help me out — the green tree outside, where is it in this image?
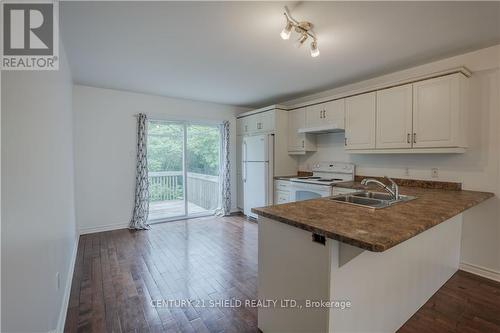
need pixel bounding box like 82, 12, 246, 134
147, 121, 220, 202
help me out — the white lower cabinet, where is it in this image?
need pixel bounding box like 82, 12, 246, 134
274, 180, 291, 204
345, 92, 376, 149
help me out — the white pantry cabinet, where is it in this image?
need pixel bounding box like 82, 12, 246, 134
412, 73, 467, 148
287, 108, 316, 154
305, 99, 345, 129
345, 92, 376, 149
376, 84, 413, 149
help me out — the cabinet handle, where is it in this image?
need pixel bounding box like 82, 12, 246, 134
323, 110, 326, 119
319, 110, 323, 119
302, 140, 305, 148
344, 137, 347, 146
407, 133, 410, 144
413, 133, 417, 144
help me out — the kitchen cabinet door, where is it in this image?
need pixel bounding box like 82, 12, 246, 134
376, 84, 413, 149
288, 108, 306, 151
239, 117, 251, 135
324, 99, 345, 129
236, 118, 244, 136
345, 92, 376, 149
258, 110, 275, 133
287, 108, 315, 153
412, 74, 462, 148
305, 104, 324, 128
306, 100, 345, 129
247, 114, 260, 133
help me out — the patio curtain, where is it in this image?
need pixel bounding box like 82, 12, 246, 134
130, 113, 151, 230
216, 120, 231, 216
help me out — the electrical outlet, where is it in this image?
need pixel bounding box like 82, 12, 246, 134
431, 168, 439, 178
56, 272, 60, 291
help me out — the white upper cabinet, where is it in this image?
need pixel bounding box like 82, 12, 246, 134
305, 104, 324, 128
257, 111, 275, 133
236, 110, 276, 135
412, 74, 466, 148
288, 108, 305, 151
237, 117, 251, 135
376, 84, 413, 149
287, 108, 316, 153
324, 99, 345, 129
305, 99, 345, 129
345, 92, 376, 149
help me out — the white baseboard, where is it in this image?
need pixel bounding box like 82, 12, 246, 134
460, 261, 500, 282
55, 235, 79, 333
79, 222, 129, 235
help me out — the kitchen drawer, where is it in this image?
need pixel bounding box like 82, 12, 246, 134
275, 180, 292, 191
276, 190, 291, 204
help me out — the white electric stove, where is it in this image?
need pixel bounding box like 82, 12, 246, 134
288, 162, 356, 201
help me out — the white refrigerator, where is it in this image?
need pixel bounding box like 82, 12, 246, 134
243, 134, 274, 219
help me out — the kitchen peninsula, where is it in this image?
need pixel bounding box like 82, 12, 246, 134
252, 181, 493, 333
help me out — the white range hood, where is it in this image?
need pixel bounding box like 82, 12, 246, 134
297, 124, 345, 134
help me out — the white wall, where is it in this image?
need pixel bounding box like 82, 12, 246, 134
286, 45, 500, 275
73, 85, 248, 233
1, 46, 77, 332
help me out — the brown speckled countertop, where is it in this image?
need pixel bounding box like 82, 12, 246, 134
252, 182, 494, 252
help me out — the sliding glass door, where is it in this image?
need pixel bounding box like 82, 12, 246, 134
147, 120, 221, 222
186, 124, 221, 216
148, 121, 186, 220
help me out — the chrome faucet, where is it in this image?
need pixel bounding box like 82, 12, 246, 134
361, 177, 399, 200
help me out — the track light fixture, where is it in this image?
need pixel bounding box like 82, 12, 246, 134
280, 7, 319, 58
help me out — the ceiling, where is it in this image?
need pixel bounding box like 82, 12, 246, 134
61, 1, 500, 108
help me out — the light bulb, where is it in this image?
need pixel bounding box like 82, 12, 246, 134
296, 33, 308, 48
280, 21, 293, 40
310, 41, 320, 57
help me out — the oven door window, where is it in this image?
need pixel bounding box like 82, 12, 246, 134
295, 190, 322, 202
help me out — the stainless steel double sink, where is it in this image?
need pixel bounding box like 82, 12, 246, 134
330, 191, 416, 209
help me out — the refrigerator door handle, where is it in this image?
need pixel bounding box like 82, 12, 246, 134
243, 141, 247, 182
264, 161, 269, 204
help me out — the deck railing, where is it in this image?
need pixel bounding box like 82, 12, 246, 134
148, 171, 219, 210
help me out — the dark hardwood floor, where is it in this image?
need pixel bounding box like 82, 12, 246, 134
65, 215, 500, 333
65, 215, 259, 333
398, 270, 500, 333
